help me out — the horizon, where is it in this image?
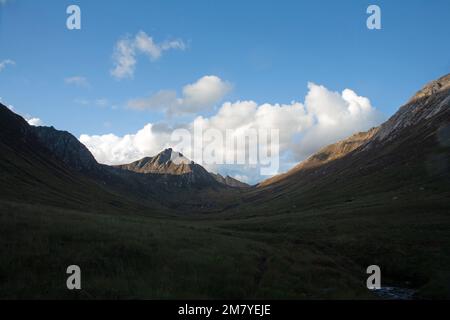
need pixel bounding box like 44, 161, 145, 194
1, 0, 449, 183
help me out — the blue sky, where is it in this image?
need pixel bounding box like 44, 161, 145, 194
0, 0, 449, 182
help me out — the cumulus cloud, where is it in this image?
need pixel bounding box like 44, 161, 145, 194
80, 82, 383, 183
65, 76, 90, 87
128, 75, 231, 115
111, 31, 185, 79
26, 117, 43, 126
294, 83, 382, 159
81, 124, 174, 165
0, 59, 15, 72
182, 75, 232, 110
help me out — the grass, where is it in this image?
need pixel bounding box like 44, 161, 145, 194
0, 199, 376, 299
2, 186, 449, 299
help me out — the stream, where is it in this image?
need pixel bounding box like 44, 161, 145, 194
373, 287, 417, 300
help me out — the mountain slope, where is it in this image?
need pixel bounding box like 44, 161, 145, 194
253, 73, 450, 203
32, 126, 98, 172
0, 103, 162, 214
260, 75, 450, 190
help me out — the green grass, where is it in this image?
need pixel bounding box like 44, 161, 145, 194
1, 188, 449, 299
0, 199, 375, 299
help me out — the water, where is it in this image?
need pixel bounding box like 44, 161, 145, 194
373, 287, 417, 300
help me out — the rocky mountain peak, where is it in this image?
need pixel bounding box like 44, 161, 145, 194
410, 74, 450, 102
116, 148, 200, 175
155, 148, 192, 165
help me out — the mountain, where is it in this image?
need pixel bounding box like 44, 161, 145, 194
1, 110, 246, 210
255, 73, 450, 196
0, 103, 158, 213
115, 148, 220, 188
117, 149, 194, 175
116, 148, 250, 189
0, 104, 219, 212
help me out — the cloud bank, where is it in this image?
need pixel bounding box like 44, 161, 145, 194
80, 81, 383, 183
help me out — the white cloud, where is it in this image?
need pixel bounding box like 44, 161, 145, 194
111, 31, 186, 79
26, 117, 43, 127
135, 31, 185, 61
0, 59, 15, 72
80, 82, 383, 183
111, 37, 137, 79
182, 76, 232, 111
65, 76, 89, 87
128, 75, 231, 115
80, 124, 174, 165
293, 83, 382, 159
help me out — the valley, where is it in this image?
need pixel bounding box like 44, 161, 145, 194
0, 74, 449, 299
